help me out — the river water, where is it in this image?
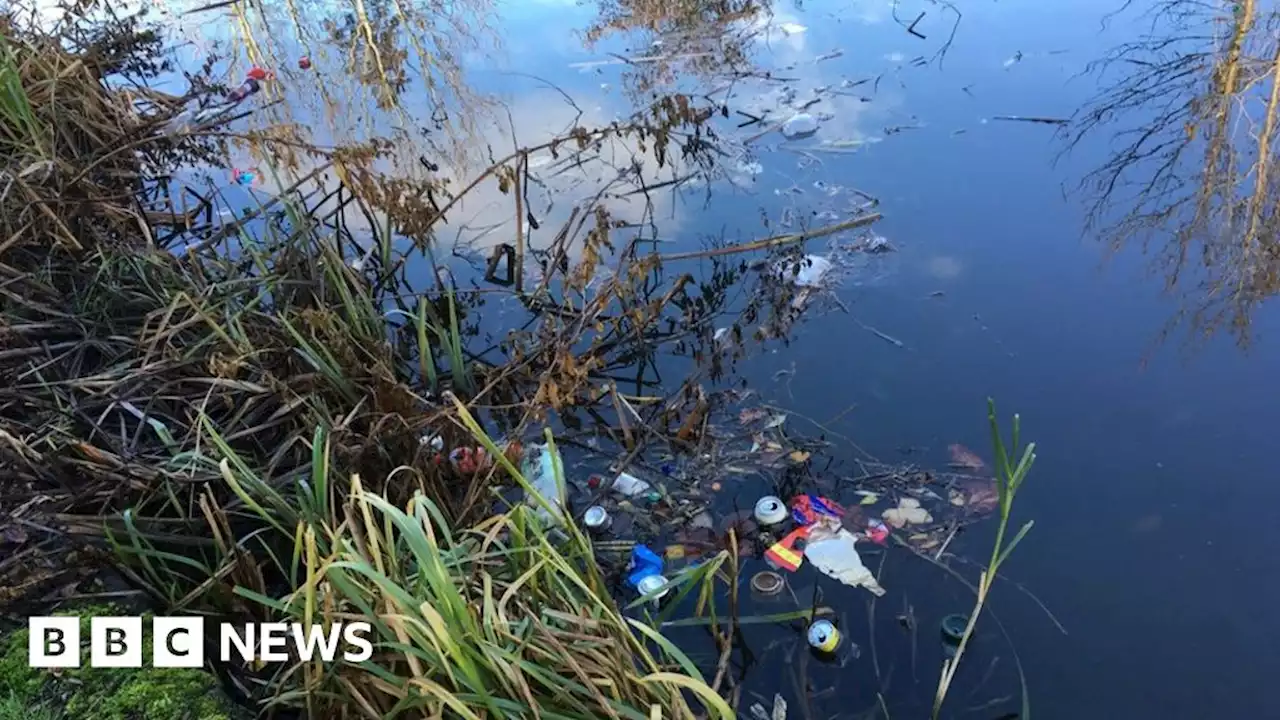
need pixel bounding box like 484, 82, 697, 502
146, 0, 1280, 715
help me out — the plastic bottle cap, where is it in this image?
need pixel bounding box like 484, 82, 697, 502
807, 620, 841, 653
754, 495, 788, 525
583, 506, 610, 529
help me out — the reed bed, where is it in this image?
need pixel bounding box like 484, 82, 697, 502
0, 7, 757, 717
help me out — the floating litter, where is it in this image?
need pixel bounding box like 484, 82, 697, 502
750, 570, 784, 596
754, 496, 788, 525
807, 620, 842, 653
636, 574, 671, 601
298, 57, 312, 70
781, 113, 819, 140
583, 505, 611, 532
941, 614, 969, 645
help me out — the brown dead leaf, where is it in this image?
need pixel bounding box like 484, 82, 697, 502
948, 443, 985, 471
789, 450, 811, 463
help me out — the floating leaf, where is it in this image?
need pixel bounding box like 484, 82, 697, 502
948, 443, 986, 471
858, 492, 879, 506
789, 450, 811, 463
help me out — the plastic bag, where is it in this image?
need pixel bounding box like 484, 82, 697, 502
804, 525, 886, 596
522, 443, 566, 525
781, 112, 819, 140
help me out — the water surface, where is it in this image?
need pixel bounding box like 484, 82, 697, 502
154, 0, 1280, 715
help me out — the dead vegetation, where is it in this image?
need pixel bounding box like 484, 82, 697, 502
1070, 0, 1280, 347
0, 1, 890, 716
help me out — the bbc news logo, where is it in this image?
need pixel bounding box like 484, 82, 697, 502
28, 616, 373, 668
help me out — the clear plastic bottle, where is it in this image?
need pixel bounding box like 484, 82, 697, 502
162, 107, 197, 137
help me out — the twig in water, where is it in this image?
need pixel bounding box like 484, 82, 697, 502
656, 213, 882, 262
853, 318, 906, 348
907, 11, 927, 39
992, 115, 1069, 125
935, 523, 959, 560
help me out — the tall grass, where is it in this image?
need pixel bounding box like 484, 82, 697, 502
114, 403, 735, 718
932, 399, 1037, 719
0, 34, 47, 156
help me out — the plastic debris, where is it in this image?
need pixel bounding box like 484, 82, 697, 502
448, 446, 491, 474
864, 519, 890, 544
754, 495, 788, 525
418, 433, 444, 451
865, 234, 894, 253
226, 78, 261, 104
231, 167, 256, 186
765, 526, 808, 572
774, 255, 832, 288
246, 66, 270, 81
627, 544, 665, 588
611, 471, 651, 497
778, 22, 807, 35
791, 494, 844, 526
162, 107, 198, 137
749, 694, 787, 720
522, 443, 566, 525
804, 524, 885, 595
882, 497, 932, 528
781, 112, 819, 140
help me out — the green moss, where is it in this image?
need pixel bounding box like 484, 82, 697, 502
0, 606, 247, 720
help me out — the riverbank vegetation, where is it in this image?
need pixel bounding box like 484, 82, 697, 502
0, 1, 1040, 717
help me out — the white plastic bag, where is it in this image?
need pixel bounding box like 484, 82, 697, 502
804, 526, 886, 596
774, 255, 833, 288
781, 113, 819, 140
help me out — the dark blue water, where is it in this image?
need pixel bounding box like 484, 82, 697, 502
164, 0, 1280, 714
540, 1, 1280, 716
